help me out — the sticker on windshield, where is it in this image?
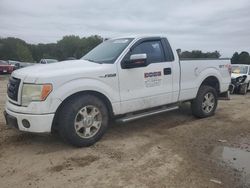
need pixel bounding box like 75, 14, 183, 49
144, 71, 162, 87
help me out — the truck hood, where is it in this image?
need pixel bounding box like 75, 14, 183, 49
12, 60, 103, 82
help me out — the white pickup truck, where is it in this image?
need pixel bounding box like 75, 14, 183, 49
4, 36, 231, 147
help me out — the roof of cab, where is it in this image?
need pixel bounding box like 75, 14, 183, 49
111, 34, 167, 40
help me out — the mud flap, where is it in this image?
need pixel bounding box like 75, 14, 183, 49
219, 91, 230, 100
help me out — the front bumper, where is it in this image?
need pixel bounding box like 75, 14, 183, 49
4, 108, 54, 133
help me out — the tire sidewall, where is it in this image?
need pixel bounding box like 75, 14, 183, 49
59, 95, 109, 147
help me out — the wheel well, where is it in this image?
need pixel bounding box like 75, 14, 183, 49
51, 91, 114, 132
200, 76, 220, 94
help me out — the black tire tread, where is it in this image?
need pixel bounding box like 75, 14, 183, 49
58, 94, 109, 147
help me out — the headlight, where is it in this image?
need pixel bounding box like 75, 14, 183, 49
21, 84, 53, 106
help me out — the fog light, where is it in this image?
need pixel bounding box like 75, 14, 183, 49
22, 119, 30, 128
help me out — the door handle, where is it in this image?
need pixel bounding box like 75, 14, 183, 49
163, 68, 172, 75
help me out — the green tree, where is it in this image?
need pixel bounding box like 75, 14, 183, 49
238, 52, 250, 64
16, 43, 33, 62
57, 35, 81, 60
231, 52, 239, 64
179, 50, 221, 59
29, 43, 58, 62
230, 51, 250, 65
0, 37, 33, 62
0, 35, 102, 62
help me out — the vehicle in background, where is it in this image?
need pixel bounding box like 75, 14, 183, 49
229, 75, 248, 94
231, 64, 250, 89
17, 62, 35, 68
7, 60, 21, 70
7, 60, 18, 65
39, 59, 58, 64
0, 60, 14, 74
4, 35, 231, 147
6, 60, 34, 70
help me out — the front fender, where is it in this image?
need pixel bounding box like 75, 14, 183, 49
53, 78, 119, 103
48, 78, 120, 115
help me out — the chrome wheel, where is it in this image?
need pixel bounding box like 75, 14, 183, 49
202, 92, 215, 114
74, 105, 102, 139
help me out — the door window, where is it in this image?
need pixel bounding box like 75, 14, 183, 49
131, 41, 165, 64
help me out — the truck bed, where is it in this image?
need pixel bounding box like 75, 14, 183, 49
178, 59, 231, 101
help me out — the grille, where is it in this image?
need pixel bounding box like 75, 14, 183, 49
7, 77, 21, 102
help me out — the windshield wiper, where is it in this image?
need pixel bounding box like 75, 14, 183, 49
84, 59, 103, 64
84, 59, 95, 62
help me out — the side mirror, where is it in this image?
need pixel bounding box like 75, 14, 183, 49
122, 53, 147, 69
130, 54, 147, 61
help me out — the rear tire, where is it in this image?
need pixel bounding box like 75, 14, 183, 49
191, 85, 218, 118
58, 94, 109, 147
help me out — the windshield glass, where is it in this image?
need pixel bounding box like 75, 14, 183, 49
231, 65, 249, 74
81, 38, 133, 64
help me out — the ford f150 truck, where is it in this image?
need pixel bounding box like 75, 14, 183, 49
4, 36, 231, 147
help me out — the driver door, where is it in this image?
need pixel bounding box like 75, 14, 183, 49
118, 38, 174, 114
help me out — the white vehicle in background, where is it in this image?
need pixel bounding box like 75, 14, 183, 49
231, 64, 250, 89
4, 35, 231, 147
39, 59, 58, 64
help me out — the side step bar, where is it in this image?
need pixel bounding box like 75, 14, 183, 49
116, 106, 179, 123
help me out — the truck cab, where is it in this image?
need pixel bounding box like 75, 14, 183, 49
4, 35, 231, 147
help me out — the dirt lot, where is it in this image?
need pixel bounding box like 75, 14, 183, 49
0, 75, 250, 188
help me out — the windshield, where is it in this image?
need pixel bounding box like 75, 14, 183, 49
231, 65, 249, 74
81, 38, 133, 64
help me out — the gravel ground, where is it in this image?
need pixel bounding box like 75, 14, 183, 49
0, 74, 250, 188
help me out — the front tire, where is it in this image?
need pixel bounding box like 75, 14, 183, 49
191, 86, 218, 118
58, 94, 109, 147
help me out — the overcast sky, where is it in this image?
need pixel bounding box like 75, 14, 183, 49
0, 0, 249, 57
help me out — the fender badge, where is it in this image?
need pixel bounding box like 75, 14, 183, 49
99, 73, 116, 78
